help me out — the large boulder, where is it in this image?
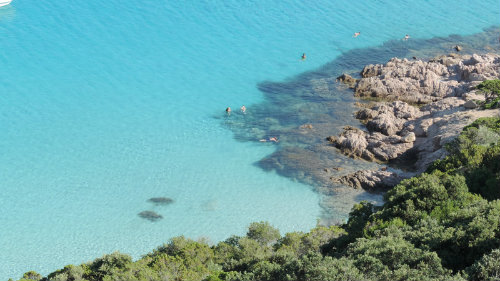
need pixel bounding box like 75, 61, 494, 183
328, 126, 368, 158
336, 73, 358, 88
331, 169, 403, 191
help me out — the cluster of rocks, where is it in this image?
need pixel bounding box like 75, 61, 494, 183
328, 101, 421, 163
355, 53, 500, 104
330, 53, 500, 190
331, 168, 404, 191
138, 197, 175, 222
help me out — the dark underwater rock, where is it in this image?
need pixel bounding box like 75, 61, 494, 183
147, 197, 174, 206
138, 211, 163, 222
336, 73, 358, 88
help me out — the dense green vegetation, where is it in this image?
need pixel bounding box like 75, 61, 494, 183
477, 79, 500, 109
14, 117, 500, 281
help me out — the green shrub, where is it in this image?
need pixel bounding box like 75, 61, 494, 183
465, 249, 500, 281
347, 227, 453, 281
477, 80, 500, 109
247, 222, 281, 246
477, 80, 500, 95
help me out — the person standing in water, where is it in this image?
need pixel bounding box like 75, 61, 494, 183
225, 107, 231, 115
301, 53, 306, 60
403, 34, 410, 41
240, 105, 246, 113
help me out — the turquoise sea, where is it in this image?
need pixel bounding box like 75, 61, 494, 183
0, 0, 499, 279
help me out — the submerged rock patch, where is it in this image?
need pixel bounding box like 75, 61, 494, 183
138, 211, 163, 222
147, 197, 174, 206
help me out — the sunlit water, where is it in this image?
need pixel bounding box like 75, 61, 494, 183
0, 0, 499, 278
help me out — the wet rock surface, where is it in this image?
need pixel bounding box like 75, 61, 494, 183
336, 73, 358, 88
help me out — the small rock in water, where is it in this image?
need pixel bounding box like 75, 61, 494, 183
454, 45, 462, 52
138, 211, 163, 222
336, 73, 358, 88
147, 197, 174, 205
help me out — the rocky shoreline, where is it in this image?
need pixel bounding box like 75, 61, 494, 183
330, 53, 500, 191
222, 28, 500, 221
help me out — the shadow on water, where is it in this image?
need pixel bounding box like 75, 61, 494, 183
219, 26, 500, 223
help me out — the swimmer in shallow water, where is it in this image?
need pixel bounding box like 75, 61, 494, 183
403, 34, 410, 41
301, 53, 306, 60
259, 137, 279, 143
353, 32, 361, 38
225, 107, 231, 114
240, 105, 246, 113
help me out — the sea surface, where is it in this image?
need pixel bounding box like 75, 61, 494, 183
0, 0, 499, 279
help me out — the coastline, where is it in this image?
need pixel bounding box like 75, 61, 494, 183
224, 26, 500, 222
10, 27, 500, 281
331, 53, 500, 190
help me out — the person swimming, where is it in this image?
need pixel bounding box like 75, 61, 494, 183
301, 53, 306, 60
225, 107, 231, 114
259, 137, 279, 143
353, 32, 361, 38
240, 105, 246, 113
403, 34, 410, 41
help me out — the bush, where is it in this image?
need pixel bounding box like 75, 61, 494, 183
477, 80, 500, 109
346, 227, 453, 281
379, 172, 468, 224
247, 222, 281, 246
465, 249, 500, 281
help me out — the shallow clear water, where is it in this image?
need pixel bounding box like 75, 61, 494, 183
0, 0, 499, 278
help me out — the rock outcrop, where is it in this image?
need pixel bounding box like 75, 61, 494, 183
354, 54, 500, 104
331, 169, 404, 191
336, 73, 358, 88
330, 53, 500, 190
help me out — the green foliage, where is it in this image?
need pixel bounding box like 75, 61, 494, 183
47, 265, 87, 281
464, 117, 500, 133
363, 217, 406, 238
404, 199, 500, 271
428, 117, 500, 200
477, 80, 500, 94
347, 227, 453, 281
246, 222, 281, 246
276, 225, 345, 257
21, 271, 42, 281
147, 236, 215, 280
379, 172, 468, 224
300, 253, 364, 281
465, 249, 500, 281
477, 80, 500, 109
